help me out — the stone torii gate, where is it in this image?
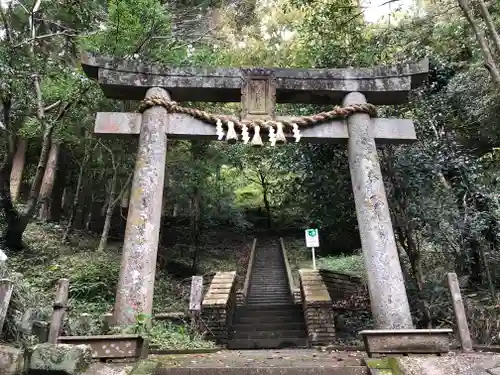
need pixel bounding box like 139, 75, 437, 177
81, 54, 428, 329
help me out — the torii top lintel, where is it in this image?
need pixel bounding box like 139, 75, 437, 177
81, 53, 429, 106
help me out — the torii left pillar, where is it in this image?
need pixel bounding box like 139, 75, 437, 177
113, 87, 169, 326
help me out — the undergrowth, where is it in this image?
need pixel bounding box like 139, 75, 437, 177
1, 222, 249, 349
6, 224, 500, 348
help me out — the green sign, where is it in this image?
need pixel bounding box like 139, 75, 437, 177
305, 228, 319, 248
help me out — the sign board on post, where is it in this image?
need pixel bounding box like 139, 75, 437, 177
189, 276, 204, 311
305, 229, 319, 269
305, 229, 319, 248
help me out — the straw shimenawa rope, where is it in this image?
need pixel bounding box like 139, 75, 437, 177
138, 96, 377, 130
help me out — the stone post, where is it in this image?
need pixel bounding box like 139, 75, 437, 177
0, 279, 14, 332
113, 87, 169, 326
344, 91, 413, 329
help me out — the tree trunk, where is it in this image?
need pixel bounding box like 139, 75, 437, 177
9, 138, 27, 203
0, 98, 23, 250
62, 139, 94, 242
49, 147, 67, 222
216, 164, 222, 215
190, 186, 201, 271
458, 0, 500, 87
61, 188, 71, 213
3, 126, 54, 249
467, 237, 482, 286
263, 186, 271, 229
23, 126, 54, 217
477, 0, 500, 55
39, 142, 60, 221
85, 193, 94, 231
120, 188, 130, 209
98, 173, 118, 252
1, 164, 27, 251
382, 147, 431, 327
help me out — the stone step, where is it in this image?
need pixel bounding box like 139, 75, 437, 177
247, 291, 290, 295
246, 302, 293, 307
250, 281, 288, 284
246, 294, 293, 298
246, 299, 292, 304
250, 284, 289, 288
236, 304, 302, 312
248, 292, 289, 295
226, 337, 309, 350
158, 366, 369, 375
234, 305, 304, 319
246, 295, 291, 300
231, 322, 306, 332
231, 330, 307, 340
251, 276, 287, 279
234, 314, 304, 325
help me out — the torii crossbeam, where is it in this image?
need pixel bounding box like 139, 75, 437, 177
81, 54, 429, 331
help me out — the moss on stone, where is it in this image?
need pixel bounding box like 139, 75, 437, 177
365, 358, 391, 369
29, 343, 92, 374
130, 360, 159, 375
387, 357, 403, 375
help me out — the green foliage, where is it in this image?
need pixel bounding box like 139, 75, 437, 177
4, 0, 500, 348
317, 253, 365, 277
147, 322, 217, 349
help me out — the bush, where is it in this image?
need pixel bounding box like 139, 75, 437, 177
317, 252, 365, 277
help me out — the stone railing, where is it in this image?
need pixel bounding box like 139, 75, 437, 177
237, 238, 257, 307
279, 238, 300, 304
299, 269, 335, 346
201, 271, 237, 344
318, 269, 364, 303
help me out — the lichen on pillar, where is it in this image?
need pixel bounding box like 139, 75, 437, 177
344, 91, 413, 330
113, 87, 169, 327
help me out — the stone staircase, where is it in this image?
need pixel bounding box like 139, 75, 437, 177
227, 240, 308, 349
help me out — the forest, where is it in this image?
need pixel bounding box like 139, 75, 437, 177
2, 0, 500, 348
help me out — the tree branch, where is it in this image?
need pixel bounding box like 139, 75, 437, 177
0, 3, 12, 44
476, 0, 500, 55
458, 0, 500, 87
14, 31, 69, 48
33, 75, 45, 120
44, 100, 62, 113
112, 171, 134, 206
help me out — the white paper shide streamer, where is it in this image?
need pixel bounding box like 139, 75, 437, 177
215, 119, 225, 141
241, 124, 250, 144
268, 125, 277, 146
292, 123, 301, 142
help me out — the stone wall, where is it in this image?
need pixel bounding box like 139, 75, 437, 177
318, 269, 364, 302
292, 288, 301, 305
299, 269, 335, 346
201, 271, 237, 345
236, 290, 245, 307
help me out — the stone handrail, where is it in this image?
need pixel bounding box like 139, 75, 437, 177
279, 238, 297, 304
201, 271, 237, 344
299, 269, 335, 346
318, 268, 364, 302
241, 238, 257, 305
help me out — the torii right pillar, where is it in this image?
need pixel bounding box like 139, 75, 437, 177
344, 91, 413, 329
